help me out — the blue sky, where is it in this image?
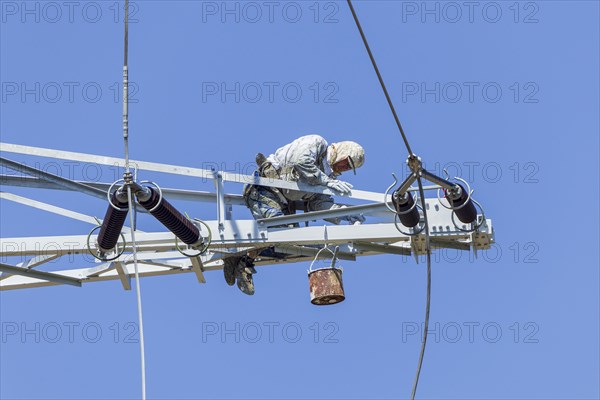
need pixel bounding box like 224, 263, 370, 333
1, 1, 599, 399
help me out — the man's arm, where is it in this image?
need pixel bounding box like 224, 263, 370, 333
290, 135, 353, 195
294, 152, 331, 186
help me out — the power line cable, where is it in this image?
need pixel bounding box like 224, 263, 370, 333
411, 178, 432, 400
345, 2, 432, 398
122, 0, 147, 398
345, 0, 414, 157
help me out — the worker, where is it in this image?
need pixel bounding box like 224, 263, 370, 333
224, 134, 366, 295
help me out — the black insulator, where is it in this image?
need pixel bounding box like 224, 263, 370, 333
446, 184, 477, 224
97, 192, 129, 252
392, 190, 420, 228
138, 187, 200, 245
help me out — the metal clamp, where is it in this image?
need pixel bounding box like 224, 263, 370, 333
174, 218, 213, 258
139, 181, 163, 213
86, 225, 127, 262
437, 176, 473, 213
107, 179, 128, 211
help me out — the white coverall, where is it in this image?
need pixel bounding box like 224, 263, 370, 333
244, 134, 364, 223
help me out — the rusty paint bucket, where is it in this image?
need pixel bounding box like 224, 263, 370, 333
308, 267, 345, 306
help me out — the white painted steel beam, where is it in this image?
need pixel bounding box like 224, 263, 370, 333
0, 175, 247, 205
114, 262, 131, 290
0, 217, 492, 259
352, 241, 412, 256
0, 142, 391, 203
1, 192, 102, 226
0, 262, 82, 287
0, 253, 61, 281
190, 256, 206, 283
0, 156, 106, 201
272, 245, 356, 261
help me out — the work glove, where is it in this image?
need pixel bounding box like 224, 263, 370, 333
326, 180, 353, 195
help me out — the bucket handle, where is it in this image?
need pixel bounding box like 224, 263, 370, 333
308, 245, 340, 273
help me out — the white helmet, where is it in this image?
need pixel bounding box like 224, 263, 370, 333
328, 141, 365, 174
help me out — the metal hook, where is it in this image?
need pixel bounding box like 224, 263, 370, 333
384, 173, 399, 213
450, 198, 487, 233
442, 168, 450, 181
308, 245, 340, 273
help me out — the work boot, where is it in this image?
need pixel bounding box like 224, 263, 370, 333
235, 255, 256, 296
239, 255, 257, 275
223, 257, 237, 286
236, 269, 255, 296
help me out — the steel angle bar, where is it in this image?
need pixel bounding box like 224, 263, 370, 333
151, 187, 244, 206
1, 175, 62, 189
272, 245, 356, 261
0, 157, 107, 201
0, 143, 390, 202
114, 252, 220, 267
0, 142, 216, 179
132, 260, 183, 269
0, 262, 82, 287
190, 257, 206, 283
17, 254, 62, 269
257, 196, 475, 228
257, 203, 390, 227
0, 176, 246, 206
215, 173, 227, 227
86, 263, 117, 277
113, 251, 186, 262
267, 223, 409, 246
352, 241, 412, 256
0, 253, 61, 281
144, 260, 187, 269
429, 238, 471, 251
0, 262, 175, 290
1, 192, 103, 226
114, 262, 131, 290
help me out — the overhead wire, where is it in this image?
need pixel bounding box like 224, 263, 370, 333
122, 0, 147, 398
411, 177, 432, 400
345, 1, 432, 399
345, 0, 414, 157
